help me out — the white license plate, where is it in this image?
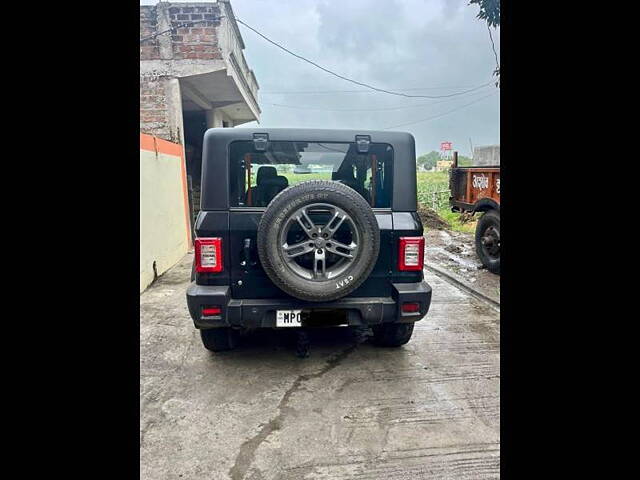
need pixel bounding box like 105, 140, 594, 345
276, 310, 302, 327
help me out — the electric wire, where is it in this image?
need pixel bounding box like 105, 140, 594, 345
264, 85, 495, 112
233, 15, 496, 99
382, 91, 498, 130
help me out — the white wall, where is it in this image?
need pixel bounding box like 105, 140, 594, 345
473, 145, 500, 166
140, 147, 191, 292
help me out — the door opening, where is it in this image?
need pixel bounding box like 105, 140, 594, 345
183, 110, 207, 227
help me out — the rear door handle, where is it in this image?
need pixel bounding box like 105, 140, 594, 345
243, 238, 252, 269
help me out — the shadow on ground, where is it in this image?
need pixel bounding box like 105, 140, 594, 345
208, 326, 375, 360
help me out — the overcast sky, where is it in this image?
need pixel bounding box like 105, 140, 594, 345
141, 0, 499, 156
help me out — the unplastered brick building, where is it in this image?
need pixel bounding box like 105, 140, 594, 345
139, 0, 260, 292
140, 0, 260, 185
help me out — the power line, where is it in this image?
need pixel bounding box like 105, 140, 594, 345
382, 91, 498, 130
260, 84, 492, 95
233, 15, 496, 99
265, 86, 495, 112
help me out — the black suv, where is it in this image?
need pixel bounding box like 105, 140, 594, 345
186, 128, 432, 351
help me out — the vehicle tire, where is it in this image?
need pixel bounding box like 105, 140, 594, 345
200, 328, 238, 352
475, 209, 500, 274
372, 322, 414, 347
257, 180, 380, 302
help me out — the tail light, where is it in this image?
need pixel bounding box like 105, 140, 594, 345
402, 302, 421, 313
398, 237, 424, 271
195, 237, 223, 273
202, 306, 221, 316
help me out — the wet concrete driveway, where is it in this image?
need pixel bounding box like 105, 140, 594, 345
140, 253, 500, 479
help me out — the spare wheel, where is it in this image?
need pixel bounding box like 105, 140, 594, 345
257, 180, 380, 302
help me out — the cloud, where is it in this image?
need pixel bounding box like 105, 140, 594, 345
141, 0, 499, 156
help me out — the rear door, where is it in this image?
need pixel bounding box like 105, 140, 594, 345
226, 139, 394, 300
229, 209, 287, 299
228, 210, 394, 299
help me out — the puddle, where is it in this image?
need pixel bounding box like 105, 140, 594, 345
427, 246, 481, 269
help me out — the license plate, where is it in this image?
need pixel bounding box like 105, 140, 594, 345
276, 310, 302, 327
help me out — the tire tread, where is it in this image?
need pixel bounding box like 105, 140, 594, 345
257, 180, 380, 302
475, 209, 500, 274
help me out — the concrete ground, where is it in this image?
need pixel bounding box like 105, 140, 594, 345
141, 253, 500, 480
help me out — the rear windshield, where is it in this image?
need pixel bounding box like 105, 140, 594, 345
229, 140, 393, 208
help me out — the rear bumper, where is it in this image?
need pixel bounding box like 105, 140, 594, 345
186, 281, 432, 329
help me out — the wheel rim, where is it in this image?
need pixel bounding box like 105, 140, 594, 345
278, 203, 360, 280
481, 225, 500, 259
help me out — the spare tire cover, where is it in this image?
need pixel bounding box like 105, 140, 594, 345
257, 180, 380, 302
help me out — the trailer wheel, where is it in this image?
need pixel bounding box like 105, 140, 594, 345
475, 210, 500, 274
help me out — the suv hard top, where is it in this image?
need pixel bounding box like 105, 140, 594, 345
186, 128, 432, 352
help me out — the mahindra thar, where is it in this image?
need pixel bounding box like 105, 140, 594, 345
186, 128, 432, 352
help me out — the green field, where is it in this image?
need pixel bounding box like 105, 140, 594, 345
416, 171, 449, 207
260, 169, 473, 233
416, 171, 475, 233
277, 171, 451, 203
278, 172, 329, 184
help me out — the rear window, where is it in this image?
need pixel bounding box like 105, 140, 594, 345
229, 141, 393, 208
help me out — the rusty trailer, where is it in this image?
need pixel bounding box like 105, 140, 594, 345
449, 151, 500, 274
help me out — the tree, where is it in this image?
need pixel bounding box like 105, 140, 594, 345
417, 152, 474, 169
469, 0, 500, 28
457, 154, 473, 167
417, 151, 440, 171
469, 0, 500, 86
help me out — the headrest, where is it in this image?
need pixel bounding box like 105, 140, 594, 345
261, 176, 288, 188
257, 166, 277, 184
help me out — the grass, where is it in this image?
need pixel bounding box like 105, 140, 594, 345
278, 172, 328, 184
259, 168, 475, 234
416, 170, 449, 189
436, 208, 477, 234
416, 171, 476, 234
416, 171, 449, 208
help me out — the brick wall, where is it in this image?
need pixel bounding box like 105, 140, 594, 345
168, 4, 222, 60
140, 6, 160, 60
140, 3, 226, 141
140, 76, 170, 139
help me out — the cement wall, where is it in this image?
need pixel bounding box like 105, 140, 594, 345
473, 145, 500, 166
140, 134, 192, 293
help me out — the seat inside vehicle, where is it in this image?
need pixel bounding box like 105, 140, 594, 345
332, 169, 371, 204
246, 166, 289, 206
229, 139, 393, 209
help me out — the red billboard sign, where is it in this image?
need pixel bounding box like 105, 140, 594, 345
440, 142, 452, 151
